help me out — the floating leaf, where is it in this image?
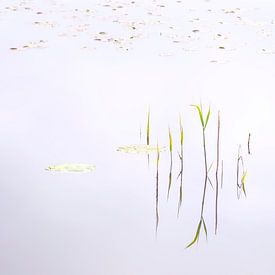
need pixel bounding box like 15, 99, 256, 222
46, 163, 96, 172
117, 144, 166, 154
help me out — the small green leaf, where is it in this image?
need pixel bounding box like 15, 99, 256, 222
156, 144, 160, 166
186, 220, 202, 248
241, 170, 247, 196
179, 116, 184, 146
168, 127, 173, 152
204, 107, 211, 129
191, 105, 204, 128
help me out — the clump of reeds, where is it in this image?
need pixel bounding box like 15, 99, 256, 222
186, 104, 210, 248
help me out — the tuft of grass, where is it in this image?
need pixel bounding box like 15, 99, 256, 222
186, 104, 211, 248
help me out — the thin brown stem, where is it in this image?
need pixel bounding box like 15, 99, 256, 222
200, 129, 208, 219
167, 152, 173, 200
177, 142, 184, 217
155, 147, 160, 235
215, 111, 220, 234
248, 133, 251, 155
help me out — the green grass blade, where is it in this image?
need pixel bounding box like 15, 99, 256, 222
186, 220, 202, 248
204, 107, 211, 129
241, 170, 247, 196
179, 116, 184, 146
168, 127, 173, 152
191, 105, 204, 128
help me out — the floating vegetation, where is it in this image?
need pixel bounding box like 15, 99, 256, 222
117, 144, 166, 154
186, 104, 210, 248
46, 163, 96, 172
10, 40, 48, 51
177, 115, 184, 217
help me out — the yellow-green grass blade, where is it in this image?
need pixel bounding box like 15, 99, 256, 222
191, 105, 204, 128
241, 170, 247, 196
204, 107, 211, 129
168, 127, 173, 153
186, 220, 202, 248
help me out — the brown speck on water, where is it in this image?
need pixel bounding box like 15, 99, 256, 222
192, 29, 200, 33
219, 46, 225, 49
36, 11, 43, 14
10, 47, 18, 50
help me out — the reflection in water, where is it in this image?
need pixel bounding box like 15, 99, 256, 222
248, 132, 252, 155
186, 105, 210, 247
155, 145, 160, 234
215, 111, 221, 234
118, 107, 251, 248
236, 145, 247, 199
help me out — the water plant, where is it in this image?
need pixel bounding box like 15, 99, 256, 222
237, 145, 247, 198
117, 144, 165, 154
46, 163, 96, 172
177, 115, 184, 216
167, 127, 173, 200
186, 104, 210, 248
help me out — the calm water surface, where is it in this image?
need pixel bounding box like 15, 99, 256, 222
1, 0, 275, 274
